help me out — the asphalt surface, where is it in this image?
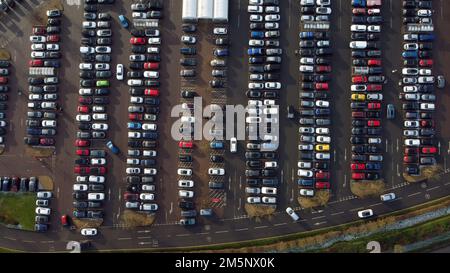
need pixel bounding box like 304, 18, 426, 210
0, 0, 449, 252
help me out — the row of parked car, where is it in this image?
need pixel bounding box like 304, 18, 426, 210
297, 0, 333, 197
35, 190, 53, 232
72, 5, 116, 221
0, 60, 9, 145
245, 0, 281, 205
400, 0, 442, 175
349, 1, 384, 181
123, 1, 163, 214
24, 9, 63, 147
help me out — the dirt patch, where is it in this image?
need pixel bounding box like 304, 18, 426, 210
403, 165, 444, 183
37, 176, 53, 191
298, 190, 330, 208
403, 173, 426, 183
0, 49, 11, 61
0, 145, 4, 155
350, 180, 385, 199
25, 146, 54, 158
31, 0, 64, 25
72, 218, 103, 229
120, 209, 156, 228
244, 204, 276, 220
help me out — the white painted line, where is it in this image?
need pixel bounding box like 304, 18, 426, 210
426, 186, 440, 192
311, 215, 326, 220
369, 203, 382, 207
254, 225, 268, 229
445, 182, 450, 186
331, 211, 344, 216
408, 192, 421, 197
215, 230, 229, 234
235, 228, 248, 231
196, 232, 209, 235
274, 222, 287, 226
22, 240, 35, 243
175, 234, 190, 237
118, 237, 132, 240
137, 236, 152, 240
350, 207, 365, 212
4, 237, 16, 241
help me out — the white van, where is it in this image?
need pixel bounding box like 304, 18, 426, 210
230, 137, 237, 153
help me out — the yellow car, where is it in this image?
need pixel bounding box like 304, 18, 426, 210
351, 93, 366, 101
315, 144, 330, 152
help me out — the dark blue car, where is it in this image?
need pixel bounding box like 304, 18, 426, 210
247, 47, 263, 56
250, 31, 264, 39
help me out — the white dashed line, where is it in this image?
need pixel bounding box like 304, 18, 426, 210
175, 234, 190, 237
331, 211, 344, 216
215, 230, 229, 234
254, 225, 268, 229
408, 192, 421, 197
274, 222, 287, 226
118, 237, 131, 240
235, 228, 248, 232
426, 186, 440, 192
311, 215, 326, 220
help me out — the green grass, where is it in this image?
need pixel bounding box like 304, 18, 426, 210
0, 193, 37, 231
319, 214, 450, 253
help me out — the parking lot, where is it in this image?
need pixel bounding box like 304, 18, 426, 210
0, 0, 449, 235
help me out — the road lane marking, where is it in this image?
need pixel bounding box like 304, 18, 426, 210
215, 230, 229, 234
314, 221, 327, 226
369, 203, 382, 207
235, 228, 248, 231
118, 237, 131, 240
350, 207, 365, 212
196, 232, 209, 235
137, 236, 152, 239
274, 222, 287, 226
22, 240, 35, 243
311, 215, 326, 220
408, 192, 421, 197
331, 211, 344, 216
175, 234, 190, 237
426, 186, 440, 192
254, 225, 268, 229
4, 237, 16, 241
40, 240, 54, 243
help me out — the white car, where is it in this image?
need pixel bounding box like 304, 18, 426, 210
181, 36, 195, 44
79, 63, 93, 70
298, 161, 312, 168
250, 14, 263, 22
208, 168, 225, 175
140, 203, 158, 211
95, 64, 110, 71
404, 130, 418, 137
126, 168, 141, 174
286, 207, 300, 221
246, 116, 262, 123
316, 7, 331, 14
92, 123, 108, 131
116, 64, 124, 80
148, 38, 161, 44
143, 150, 157, 157
263, 107, 278, 115
179, 190, 194, 198
30, 36, 46, 43
144, 71, 159, 78
262, 196, 277, 204
404, 120, 419, 128
266, 6, 280, 13
178, 180, 194, 188
316, 153, 330, 160
35, 207, 51, 215
249, 39, 264, 46
76, 114, 91, 122
265, 82, 281, 89
265, 14, 280, 21
81, 228, 97, 236
420, 103, 435, 110
42, 120, 56, 128
142, 184, 155, 191
357, 209, 374, 218
404, 139, 420, 147
31, 51, 45, 58
213, 27, 227, 35
142, 123, 157, 130
316, 127, 329, 134
178, 168, 192, 176
130, 97, 143, 104
76, 176, 87, 183
180, 116, 195, 123
403, 86, 418, 93
380, 193, 396, 202
79, 88, 93, 95
315, 100, 329, 108
80, 46, 95, 54
316, 136, 331, 143
37, 191, 52, 199
368, 25, 381, 32
248, 5, 263, 13
230, 137, 237, 153
93, 113, 107, 121
367, 93, 383, 101
351, 24, 366, 32
88, 193, 105, 200
73, 184, 88, 191
91, 158, 106, 165
247, 197, 261, 204
128, 131, 141, 139
299, 65, 314, 73
140, 193, 155, 201
264, 162, 277, 169
349, 41, 367, 49
132, 12, 148, 19
144, 168, 157, 175
82, 21, 96, 28
248, 82, 264, 89
299, 189, 314, 197
31, 43, 45, 50
417, 9, 432, 17
262, 187, 277, 195
298, 169, 313, 177
89, 176, 105, 183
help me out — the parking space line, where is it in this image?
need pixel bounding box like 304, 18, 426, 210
4, 236, 16, 241
175, 234, 190, 237
408, 192, 421, 198
254, 225, 268, 229
311, 215, 326, 220
235, 228, 248, 231
196, 232, 210, 235
274, 222, 287, 226
117, 237, 131, 240
331, 211, 344, 216
426, 186, 440, 192
215, 230, 229, 234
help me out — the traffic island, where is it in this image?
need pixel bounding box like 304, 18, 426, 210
403, 165, 444, 183
37, 176, 53, 191
31, 0, 64, 25
72, 218, 103, 230
0, 49, 10, 61
0, 192, 36, 231
298, 190, 330, 208
244, 204, 276, 221
25, 146, 54, 158
120, 210, 155, 228
350, 180, 385, 199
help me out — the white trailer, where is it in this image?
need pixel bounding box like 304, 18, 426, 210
182, 0, 198, 22
213, 0, 228, 22
29, 67, 55, 76
133, 19, 159, 28
406, 24, 434, 32
198, 0, 213, 20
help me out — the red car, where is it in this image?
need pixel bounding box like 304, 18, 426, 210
405, 148, 418, 155
144, 62, 159, 70
29, 59, 44, 67
76, 149, 90, 156
79, 97, 93, 105
368, 102, 381, 109
315, 182, 330, 189
315, 83, 329, 90
179, 141, 193, 149
61, 215, 69, 227
367, 120, 381, 127
351, 163, 366, 170
352, 111, 365, 118
33, 26, 46, 35
352, 76, 367, 83
47, 35, 60, 42
75, 139, 90, 147
352, 173, 365, 180
77, 106, 89, 113
74, 166, 90, 174
10, 177, 19, 192
352, 8, 366, 15
419, 59, 433, 67
367, 84, 382, 91
315, 171, 329, 180
129, 113, 143, 121
124, 192, 139, 201
420, 120, 434, 128
404, 156, 418, 163
130, 37, 146, 45
422, 147, 437, 154
316, 65, 331, 73
368, 59, 381, 66
40, 138, 55, 146
145, 89, 159, 96
92, 167, 107, 175
0, 77, 8, 84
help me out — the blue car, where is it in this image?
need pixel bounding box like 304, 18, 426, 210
127, 122, 142, 129
214, 48, 229, 57
297, 179, 314, 187
299, 31, 314, 39
250, 31, 264, 39
118, 15, 129, 28
142, 132, 158, 140
106, 140, 119, 154
27, 128, 41, 136
402, 51, 418, 59
210, 141, 224, 149
247, 47, 264, 56
419, 34, 435, 42
352, 0, 366, 7
366, 163, 382, 170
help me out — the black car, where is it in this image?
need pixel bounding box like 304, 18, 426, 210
82, 29, 96, 37
93, 97, 109, 104
249, 65, 264, 73
181, 90, 195, 98
129, 88, 144, 95
179, 154, 192, 162
179, 200, 194, 210
129, 62, 144, 70
246, 90, 261, 98
28, 77, 44, 85
250, 23, 264, 30
132, 45, 147, 53
210, 80, 224, 88
131, 29, 145, 37
80, 71, 95, 79
180, 58, 196, 66
84, 4, 97, 12
182, 24, 196, 33
81, 37, 96, 45
48, 18, 61, 26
